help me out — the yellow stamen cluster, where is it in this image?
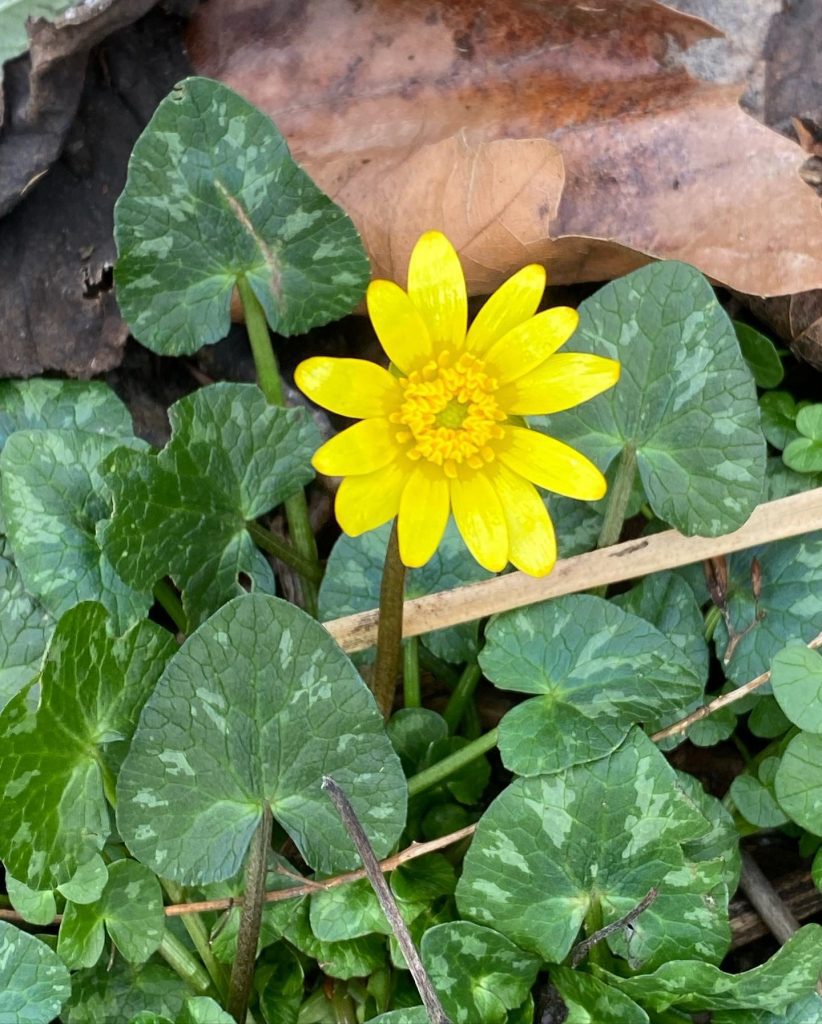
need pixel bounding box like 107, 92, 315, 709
390, 351, 507, 478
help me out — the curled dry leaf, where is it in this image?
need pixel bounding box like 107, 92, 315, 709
187, 0, 822, 299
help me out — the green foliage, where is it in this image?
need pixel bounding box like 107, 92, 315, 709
784, 404, 822, 473
0, 920, 70, 1023
100, 383, 319, 627
117, 594, 406, 882
114, 76, 370, 355
734, 321, 784, 388
541, 260, 766, 536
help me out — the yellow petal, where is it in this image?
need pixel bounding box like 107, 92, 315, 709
484, 307, 580, 385
406, 231, 467, 349
488, 463, 557, 577
498, 426, 606, 500
335, 461, 410, 536
295, 357, 401, 418
450, 472, 508, 573
397, 465, 450, 567
497, 353, 621, 415
465, 264, 546, 355
366, 280, 434, 374
312, 419, 399, 477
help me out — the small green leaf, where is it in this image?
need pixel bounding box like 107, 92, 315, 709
1, 430, 150, 631
366, 1011, 428, 1024
320, 521, 491, 665
280, 898, 386, 980
63, 959, 193, 1024
784, 405, 822, 473
760, 392, 802, 451
611, 924, 822, 1013
456, 729, 724, 968
481, 595, 703, 775
114, 76, 370, 354
178, 997, 236, 1024
734, 322, 784, 389
391, 853, 456, 903
4, 874, 56, 926
100, 383, 319, 627
714, 532, 822, 684
387, 709, 449, 774
0, 921, 71, 1023
419, 922, 540, 1024
549, 965, 650, 1023
764, 456, 822, 500
0, 537, 53, 710
58, 860, 165, 969
0, 603, 174, 889
57, 853, 109, 905
771, 643, 822, 732
117, 594, 406, 882
748, 695, 792, 739
255, 944, 304, 1024
775, 731, 822, 834
731, 772, 789, 828
310, 879, 389, 942
540, 261, 765, 536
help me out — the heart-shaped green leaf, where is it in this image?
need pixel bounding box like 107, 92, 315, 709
456, 729, 725, 968
784, 405, 822, 474
774, 731, 822, 835
734, 322, 784, 389
0, 537, 52, 711
117, 594, 406, 883
760, 392, 802, 451
0, 922, 71, 1024
57, 860, 165, 969
1, 430, 150, 632
0, 603, 174, 889
4, 874, 57, 926
714, 533, 822, 684
610, 924, 822, 1013
548, 966, 649, 1024
419, 922, 540, 1024
100, 383, 319, 627
540, 261, 765, 535
114, 76, 370, 355
771, 643, 822, 732
63, 960, 192, 1024
480, 595, 703, 775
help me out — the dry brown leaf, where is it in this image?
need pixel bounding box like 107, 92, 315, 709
187, 0, 822, 298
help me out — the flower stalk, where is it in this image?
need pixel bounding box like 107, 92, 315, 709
372, 519, 406, 719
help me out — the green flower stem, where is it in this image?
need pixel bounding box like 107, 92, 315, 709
704, 604, 722, 640
443, 662, 482, 735
153, 578, 188, 634
597, 444, 637, 550
329, 981, 358, 1024
581, 896, 616, 973
158, 929, 214, 996
246, 521, 324, 584
228, 804, 273, 1023
237, 275, 320, 617
163, 880, 229, 1002
407, 727, 498, 797
403, 637, 421, 709
592, 444, 637, 599
373, 519, 406, 719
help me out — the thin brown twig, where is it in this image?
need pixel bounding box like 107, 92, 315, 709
651, 628, 822, 743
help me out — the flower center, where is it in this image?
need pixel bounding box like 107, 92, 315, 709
390, 351, 507, 477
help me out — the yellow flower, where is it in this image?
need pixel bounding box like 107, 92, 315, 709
295, 231, 619, 576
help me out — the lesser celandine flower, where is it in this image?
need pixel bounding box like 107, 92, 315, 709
295, 232, 620, 576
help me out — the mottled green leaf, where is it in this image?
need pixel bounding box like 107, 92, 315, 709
63, 959, 193, 1024
0, 379, 132, 450
0, 921, 70, 1023
734, 322, 784, 389
771, 643, 822, 732
676, 772, 741, 892
764, 456, 822, 501
0, 603, 174, 888
280, 898, 386, 980
4, 873, 56, 926
760, 392, 802, 451
713, 992, 822, 1023
540, 261, 765, 535
100, 383, 318, 627
481, 595, 703, 775
366, 1011, 428, 1024
0, 537, 53, 709
714, 533, 822, 683
387, 709, 449, 774
256, 944, 304, 1024
1, 430, 150, 631
178, 997, 235, 1024
784, 405, 822, 473
320, 521, 491, 665
118, 594, 406, 882
549, 966, 649, 1024
611, 924, 822, 1012
115, 76, 370, 354
310, 879, 390, 942
775, 731, 822, 834
58, 860, 165, 969
456, 729, 723, 968
418, 922, 539, 1024
57, 853, 108, 905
